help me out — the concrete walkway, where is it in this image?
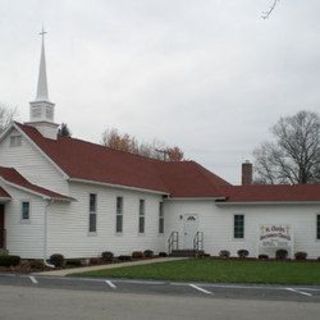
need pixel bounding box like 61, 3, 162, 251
37, 257, 187, 276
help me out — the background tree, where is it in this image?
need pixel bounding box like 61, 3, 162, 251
0, 103, 17, 134
253, 110, 320, 184
58, 123, 72, 137
101, 128, 184, 161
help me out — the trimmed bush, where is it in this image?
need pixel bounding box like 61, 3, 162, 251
89, 258, 101, 265
0, 255, 21, 267
132, 251, 144, 259
49, 254, 65, 268
219, 250, 230, 259
237, 249, 249, 259
118, 255, 132, 261
294, 252, 308, 261
101, 251, 114, 262
143, 250, 154, 258
159, 252, 168, 257
258, 254, 269, 260
29, 260, 46, 271
275, 249, 288, 260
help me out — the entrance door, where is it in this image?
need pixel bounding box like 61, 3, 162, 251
0, 205, 4, 248
183, 214, 199, 249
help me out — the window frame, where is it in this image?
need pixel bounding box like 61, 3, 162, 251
233, 214, 245, 239
158, 202, 164, 234
116, 196, 123, 233
88, 193, 97, 233
138, 199, 145, 234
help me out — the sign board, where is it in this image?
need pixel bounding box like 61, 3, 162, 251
259, 224, 292, 248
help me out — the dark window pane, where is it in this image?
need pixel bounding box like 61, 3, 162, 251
317, 215, 320, 239
139, 217, 145, 233
117, 197, 123, 214
22, 202, 30, 220
159, 218, 164, 234
89, 194, 97, 213
116, 215, 123, 233
139, 199, 145, 216
89, 214, 96, 232
234, 215, 244, 239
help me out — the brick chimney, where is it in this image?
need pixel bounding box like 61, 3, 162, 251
242, 160, 253, 185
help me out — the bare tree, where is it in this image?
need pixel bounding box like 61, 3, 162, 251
101, 127, 184, 161
0, 103, 17, 134
253, 111, 320, 184
262, 0, 280, 19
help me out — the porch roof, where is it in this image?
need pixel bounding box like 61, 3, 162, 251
0, 186, 11, 201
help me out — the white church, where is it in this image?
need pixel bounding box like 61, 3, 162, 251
0, 32, 320, 261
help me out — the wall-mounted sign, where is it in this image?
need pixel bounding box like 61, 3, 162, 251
259, 224, 292, 248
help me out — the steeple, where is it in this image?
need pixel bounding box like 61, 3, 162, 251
36, 26, 49, 101
27, 26, 59, 140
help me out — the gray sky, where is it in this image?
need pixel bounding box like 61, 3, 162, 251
1, 0, 320, 184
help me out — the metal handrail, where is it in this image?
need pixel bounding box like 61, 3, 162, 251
193, 231, 204, 252
168, 231, 179, 254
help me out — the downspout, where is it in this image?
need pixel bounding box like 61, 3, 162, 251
43, 199, 55, 268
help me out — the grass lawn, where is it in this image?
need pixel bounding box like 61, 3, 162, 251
70, 258, 320, 285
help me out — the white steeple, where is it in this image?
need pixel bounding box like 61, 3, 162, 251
27, 26, 59, 140
36, 26, 49, 101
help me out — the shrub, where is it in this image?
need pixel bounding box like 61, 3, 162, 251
118, 255, 132, 261
132, 251, 144, 259
89, 258, 101, 265
101, 251, 114, 262
258, 254, 269, 260
159, 252, 168, 257
29, 260, 46, 271
66, 259, 82, 267
294, 252, 308, 261
49, 254, 65, 268
0, 249, 8, 256
143, 250, 154, 258
0, 255, 21, 267
237, 249, 249, 259
275, 249, 288, 260
219, 250, 230, 259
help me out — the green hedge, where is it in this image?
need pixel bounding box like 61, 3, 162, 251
0, 255, 21, 267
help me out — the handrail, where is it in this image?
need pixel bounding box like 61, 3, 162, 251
193, 231, 204, 252
168, 231, 179, 254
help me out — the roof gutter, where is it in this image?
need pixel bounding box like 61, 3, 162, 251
68, 178, 170, 196
216, 200, 320, 206
166, 196, 226, 201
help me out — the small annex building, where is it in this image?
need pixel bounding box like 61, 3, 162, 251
0, 32, 320, 260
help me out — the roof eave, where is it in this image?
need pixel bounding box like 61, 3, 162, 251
216, 200, 320, 206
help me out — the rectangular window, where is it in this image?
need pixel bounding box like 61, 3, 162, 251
234, 214, 244, 239
89, 194, 97, 233
116, 197, 123, 233
10, 135, 22, 147
159, 202, 164, 234
317, 215, 320, 240
139, 199, 145, 233
22, 201, 30, 220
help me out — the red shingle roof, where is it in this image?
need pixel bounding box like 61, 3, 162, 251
221, 184, 320, 203
0, 166, 73, 201
16, 122, 230, 197
0, 186, 11, 199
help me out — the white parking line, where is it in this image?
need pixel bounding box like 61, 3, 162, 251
105, 280, 117, 289
286, 287, 312, 297
29, 276, 38, 284
189, 284, 212, 295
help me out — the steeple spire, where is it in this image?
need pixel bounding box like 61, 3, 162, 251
28, 26, 59, 140
36, 26, 49, 101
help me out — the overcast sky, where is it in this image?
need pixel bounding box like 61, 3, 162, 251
1, 0, 320, 184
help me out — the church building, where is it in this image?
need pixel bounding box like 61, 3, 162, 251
0, 32, 320, 261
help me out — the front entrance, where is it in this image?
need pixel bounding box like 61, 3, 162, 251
0, 204, 5, 248
183, 214, 199, 249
